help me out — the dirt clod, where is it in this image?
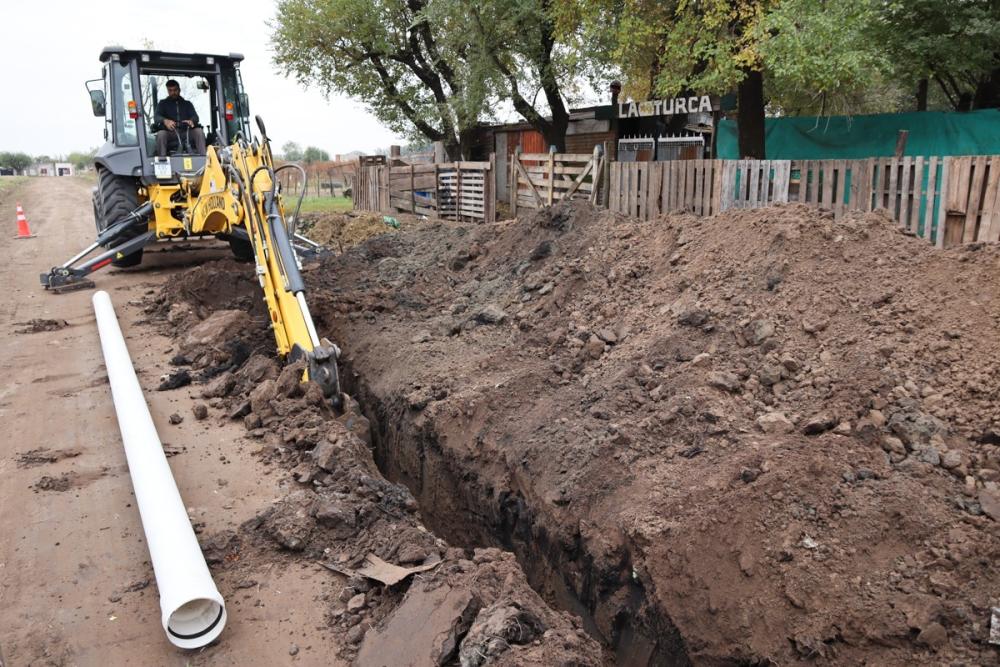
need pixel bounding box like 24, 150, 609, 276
15, 318, 69, 334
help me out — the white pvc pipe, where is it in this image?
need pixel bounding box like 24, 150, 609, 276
92, 291, 226, 649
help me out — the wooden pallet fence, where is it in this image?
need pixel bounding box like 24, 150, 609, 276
510, 146, 605, 215
789, 158, 945, 243
719, 160, 791, 212
940, 156, 1000, 246
355, 158, 496, 223
608, 160, 721, 220
606, 156, 1000, 248
353, 163, 388, 212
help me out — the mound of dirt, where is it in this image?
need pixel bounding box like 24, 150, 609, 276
298, 211, 421, 252
302, 200, 1000, 665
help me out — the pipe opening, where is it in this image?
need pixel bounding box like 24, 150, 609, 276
167, 598, 227, 649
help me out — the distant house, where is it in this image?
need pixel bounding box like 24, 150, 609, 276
28, 162, 74, 176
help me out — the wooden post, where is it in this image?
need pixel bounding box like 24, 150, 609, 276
410, 164, 416, 213
511, 146, 521, 216
457, 162, 463, 222
487, 152, 496, 223
894, 130, 909, 158
935, 158, 949, 248
547, 147, 556, 206
589, 144, 603, 205
433, 163, 441, 219
598, 141, 611, 208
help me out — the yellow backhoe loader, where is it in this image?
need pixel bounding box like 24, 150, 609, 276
41, 47, 341, 406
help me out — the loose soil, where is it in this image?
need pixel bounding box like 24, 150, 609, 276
145, 258, 601, 665
297, 210, 422, 253
15, 317, 70, 333
289, 200, 1000, 665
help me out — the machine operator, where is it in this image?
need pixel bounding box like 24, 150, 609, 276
154, 79, 207, 156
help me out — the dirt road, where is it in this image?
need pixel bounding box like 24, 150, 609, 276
0, 177, 342, 666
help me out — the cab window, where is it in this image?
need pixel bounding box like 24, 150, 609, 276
112, 61, 138, 146
140, 73, 214, 138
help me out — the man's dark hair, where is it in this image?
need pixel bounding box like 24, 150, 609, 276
166, 79, 180, 89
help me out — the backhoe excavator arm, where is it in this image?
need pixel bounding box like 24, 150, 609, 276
221, 121, 342, 407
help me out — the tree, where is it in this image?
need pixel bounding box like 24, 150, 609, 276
281, 141, 304, 161
760, 0, 892, 115
67, 148, 99, 171
458, 0, 577, 151
302, 146, 330, 163
558, 0, 775, 157
869, 0, 1000, 111
272, 0, 583, 157
557, 0, 897, 157
0, 152, 33, 174
273, 0, 487, 159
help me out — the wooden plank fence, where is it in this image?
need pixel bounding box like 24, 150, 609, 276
608, 156, 1000, 247
608, 160, 722, 219
354, 163, 388, 212
354, 157, 496, 223
510, 146, 605, 214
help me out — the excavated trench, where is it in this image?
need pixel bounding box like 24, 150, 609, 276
340, 358, 691, 667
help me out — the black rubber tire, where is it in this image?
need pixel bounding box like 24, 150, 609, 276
96, 167, 144, 268
228, 237, 254, 262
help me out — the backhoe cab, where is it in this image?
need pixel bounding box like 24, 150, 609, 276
76, 47, 253, 267
42, 47, 342, 407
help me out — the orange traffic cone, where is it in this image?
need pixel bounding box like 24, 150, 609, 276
14, 203, 35, 239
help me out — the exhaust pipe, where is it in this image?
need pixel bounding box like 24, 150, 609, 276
92, 291, 227, 649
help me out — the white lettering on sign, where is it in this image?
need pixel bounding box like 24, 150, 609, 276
618, 95, 716, 118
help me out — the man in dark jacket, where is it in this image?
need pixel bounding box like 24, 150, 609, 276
154, 79, 207, 156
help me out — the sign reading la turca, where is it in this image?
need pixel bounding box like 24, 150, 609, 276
618, 95, 719, 119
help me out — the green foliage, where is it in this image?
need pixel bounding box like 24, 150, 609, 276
870, 0, 1000, 109
272, 0, 584, 155
282, 141, 304, 161
66, 148, 98, 171
302, 146, 330, 163
0, 152, 33, 173
761, 0, 892, 115
272, 0, 484, 155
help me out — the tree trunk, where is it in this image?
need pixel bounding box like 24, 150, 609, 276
443, 136, 463, 161
916, 79, 928, 111
458, 126, 479, 160
737, 69, 766, 159
973, 67, 1000, 109
543, 115, 569, 153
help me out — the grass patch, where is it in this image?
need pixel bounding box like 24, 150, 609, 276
295, 195, 353, 215
0, 176, 27, 192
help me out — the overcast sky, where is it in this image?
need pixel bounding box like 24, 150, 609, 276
3, 0, 404, 157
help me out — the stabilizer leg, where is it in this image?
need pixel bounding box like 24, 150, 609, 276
42, 231, 156, 292
41, 202, 154, 292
